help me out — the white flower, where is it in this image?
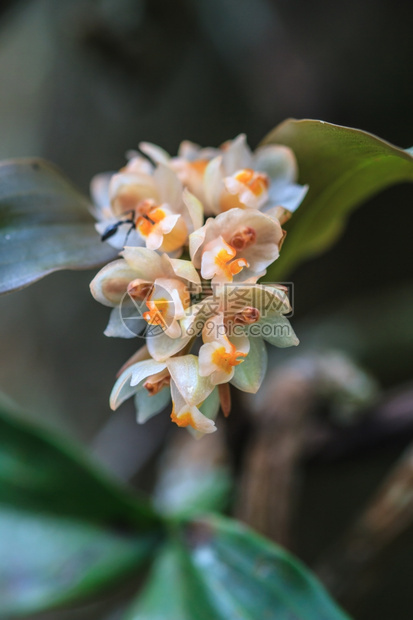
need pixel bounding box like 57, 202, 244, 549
91, 157, 203, 254
110, 352, 218, 436
90, 247, 200, 339
194, 285, 298, 393
198, 314, 249, 385
140, 134, 308, 219
189, 208, 285, 283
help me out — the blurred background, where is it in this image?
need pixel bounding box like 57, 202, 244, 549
0, 1, 412, 618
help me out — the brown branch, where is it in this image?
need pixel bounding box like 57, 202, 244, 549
235, 365, 315, 547
235, 351, 377, 548
316, 441, 413, 605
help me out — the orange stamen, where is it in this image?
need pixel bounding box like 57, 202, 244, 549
211, 341, 247, 374
135, 202, 166, 238
215, 244, 249, 279
234, 168, 269, 197
143, 297, 169, 327
171, 407, 195, 429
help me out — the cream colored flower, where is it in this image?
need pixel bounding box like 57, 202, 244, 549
110, 351, 217, 435
91, 157, 203, 254
140, 134, 307, 218
198, 314, 249, 385
189, 208, 285, 283
90, 247, 200, 339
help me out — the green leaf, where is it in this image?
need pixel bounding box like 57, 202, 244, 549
0, 402, 163, 617
0, 159, 116, 294
262, 119, 413, 279
126, 515, 350, 620
124, 540, 217, 620
0, 507, 154, 619
0, 404, 158, 528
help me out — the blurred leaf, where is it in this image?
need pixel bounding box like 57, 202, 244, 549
0, 402, 163, 617
124, 540, 216, 620
0, 403, 158, 528
262, 119, 413, 279
154, 466, 231, 518
126, 515, 350, 620
0, 507, 154, 619
0, 159, 116, 294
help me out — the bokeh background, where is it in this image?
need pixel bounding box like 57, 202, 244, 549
0, 1, 412, 618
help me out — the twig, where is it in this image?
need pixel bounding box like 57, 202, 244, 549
235, 365, 315, 547
235, 351, 377, 548
316, 441, 413, 605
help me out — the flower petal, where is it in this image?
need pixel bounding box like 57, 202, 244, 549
231, 335, 267, 393
90, 259, 137, 307
203, 156, 224, 215
182, 188, 204, 232
253, 145, 298, 184
188, 387, 221, 439
167, 354, 214, 406
198, 341, 236, 385
170, 381, 216, 435
90, 172, 112, 213
267, 182, 309, 214
189, 221, 209, 268
135, 385, 171, 424
164, 255, 201, 289
104, 304, 145, 338
121, 246, 164, 280
129, 359, 168, 387
139, 141, 171, 165
154, 164, 183, 207
110, 359, 165, 410
259, 315, 299, 348
147, 329, 191, 362
221, 134, 252, 173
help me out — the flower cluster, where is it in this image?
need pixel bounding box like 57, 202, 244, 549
90, 135, 307, 437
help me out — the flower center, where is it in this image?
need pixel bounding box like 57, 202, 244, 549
231, 306, 261, 325
127, 281, 153, 301
135, 199, 166, 238
233, 168, 269, 197
143, 297, 170, 327
144, 369, 171, 395
229, 226, 257, 251
211, 341, 246, 374
215, 246, 249, 279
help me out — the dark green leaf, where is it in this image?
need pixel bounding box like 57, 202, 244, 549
0, 159, 116, 294
0, 507, 154, 619
262, 119, 413, 279
126, 515, 350, 620
0, 404, 158, 528
0, 403, 163, 617
124, 541, 217, 620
